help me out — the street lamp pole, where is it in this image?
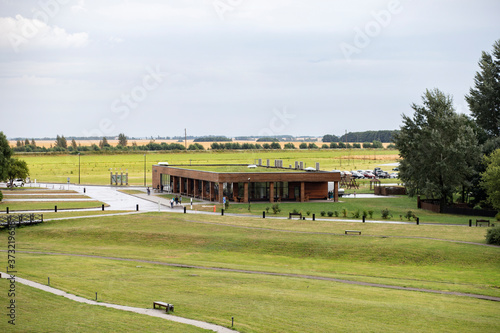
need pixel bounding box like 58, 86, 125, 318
78, 153, 81, 184
144, 154, 146, 187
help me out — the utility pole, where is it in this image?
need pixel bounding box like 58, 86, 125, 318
185, 128, 187, 149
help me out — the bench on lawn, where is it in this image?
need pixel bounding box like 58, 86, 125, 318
153, 301, 174, 313
289, 212, 302, 219
476, 219, 490, 227
345, 230, 361, 235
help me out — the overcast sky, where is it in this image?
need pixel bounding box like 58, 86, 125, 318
0, 0, 499, 139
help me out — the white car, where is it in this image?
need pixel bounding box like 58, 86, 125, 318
8, 179, 25, 187
389, 173, 399, 179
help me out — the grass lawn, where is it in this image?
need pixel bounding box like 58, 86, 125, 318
0, 201, 107, 212
208, 196, 495, 225
16, 149, 399, 186
0, 279, 208, 333
4, 212, 499, 332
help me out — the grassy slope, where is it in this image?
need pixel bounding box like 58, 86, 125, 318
0, 280, 208, 333
3, 212, 497, 332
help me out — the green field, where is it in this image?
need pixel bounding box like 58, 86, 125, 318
17, 149, 398, 185
1, 212, 498, 332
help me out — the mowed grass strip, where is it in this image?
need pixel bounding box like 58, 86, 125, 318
14, 256, 500, 333
210, 196, 494, 225
11, 213, 500, 297
0, 280, 208, 333
0, 201, 107, 212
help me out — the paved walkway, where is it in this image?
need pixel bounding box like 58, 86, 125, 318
0, 272, 238, 333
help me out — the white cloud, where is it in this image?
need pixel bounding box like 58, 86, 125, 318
71, 0, 87, 13
0, 15, 89, 52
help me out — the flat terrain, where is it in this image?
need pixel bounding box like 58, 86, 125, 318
16, 149, 398, 185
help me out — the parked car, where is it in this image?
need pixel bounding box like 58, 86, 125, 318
8, 178, 25, 187
351, 171, 364, 179
390, 173, 399, 179
363, 171, 376, 178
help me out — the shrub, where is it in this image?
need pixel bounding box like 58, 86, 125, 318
496, 212, 500, 221
272, 203, 281, 214
362, 210, 368, 218
368, 210, 374, 218
0, 190, 2, 202
485, 226, 500, 245
342, 208, 348, 217
265, 207, 270, 213
351, 210, 360, 218
320, 211, 326, 217
325, 211, 333, 217
306, 210, 311, 216
292, 208, 300, 214
334, 211, 339, 217
405, 210, 416, 221
381, 208, 392, 219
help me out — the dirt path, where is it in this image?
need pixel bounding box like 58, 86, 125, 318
9, 250, 500, 302
0, 271, 238, 333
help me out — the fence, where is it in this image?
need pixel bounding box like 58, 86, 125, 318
0, 213, 44, 227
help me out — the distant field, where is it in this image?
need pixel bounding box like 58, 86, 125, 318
10, 139, 395, 150
16, 149, 399, 186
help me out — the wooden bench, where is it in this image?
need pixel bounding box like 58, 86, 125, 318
289, 212, 302, 219
345, 230, 361, 235
153, 301, 174, 313
476, 219, 490, 227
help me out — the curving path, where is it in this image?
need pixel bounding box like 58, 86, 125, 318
7, 250, 500, 302
0, 271, 238, 333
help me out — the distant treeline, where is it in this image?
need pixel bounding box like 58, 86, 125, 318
194, 136, 232, 142
322, 130, 398, 143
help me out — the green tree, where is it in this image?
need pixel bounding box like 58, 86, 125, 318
466, 39, 500, 138
118, 133, 128, 147
481, 148, 500, 210
299, 143, 308, 149
393, 88, 480, 207
55, 135, 67, 149
0, 132, 13, 181
5, 158, 29, 187
99, 137, 110, 149
71, 139, 78, 151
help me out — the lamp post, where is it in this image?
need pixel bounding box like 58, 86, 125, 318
143, 154, 146, 187
78, 153, 81, 184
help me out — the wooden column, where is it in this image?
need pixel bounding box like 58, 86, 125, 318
218, 182, 224, 203
172, 177, 178, 194
179, 177, 184, 194
232, 182, 238, 201
193, 179, 198, 198
300, 182, 305, 202
243, 182, 249, 203
210, 182, 215, 201
334, 181, 339, 202
269, 182, 275, 203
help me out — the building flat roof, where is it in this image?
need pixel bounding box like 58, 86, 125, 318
157, 164, 313, 173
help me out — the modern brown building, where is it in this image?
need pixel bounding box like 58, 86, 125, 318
152, 164, 341, 203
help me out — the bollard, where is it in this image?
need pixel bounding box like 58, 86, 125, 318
416, 217, 419, 225
95, 292, 98, 301
48, 277, 50, 286
302, 217, 305, 220
136, 204, 139, 211
263, 211, 265, 218
6, 207, 8, 214
313, 213, 315, 221
184, 206, 187, 214
55, 205, 57, 213
469, 219, 472, 227
102, 204, 105, 211
84, 188, 86, 193
221, 209, 224, 216
362, 216, 365, 223
232, 317, 234, 328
